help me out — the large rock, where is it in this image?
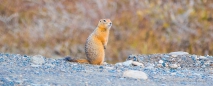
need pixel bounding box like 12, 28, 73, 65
123, 70, 148, 80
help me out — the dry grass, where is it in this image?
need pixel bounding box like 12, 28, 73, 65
0, 0, 212, 63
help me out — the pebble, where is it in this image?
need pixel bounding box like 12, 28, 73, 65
31, 55, 45, 65
191, 55, 198, 62
169, 51, 189, 55
162, 63, 169, 67
45, 64, 55, 67
201, 65, 206, 68
199, 56, 208, 60
105, 67, 113, 70
169, 64, 178, 69
123, 70, 148, 80
99, 66, 104, 69
171, 55, 178, 58
103, 62, 108, 65
162, 55, 170, 62
132, 61, 144, 67
108, 70, 116, 73
171, 72, 176, 75
177, 67, 181, 69
159, 60, 164, 64
122, 60, 133, 66
115, 62, 122, 66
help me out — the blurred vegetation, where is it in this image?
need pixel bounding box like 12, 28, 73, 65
0, 0, 212, 63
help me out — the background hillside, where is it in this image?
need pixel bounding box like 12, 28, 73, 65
0, 0, 212, 63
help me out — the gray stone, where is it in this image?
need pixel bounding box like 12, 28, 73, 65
159, 60, 164, 64
132, 61, 144, 67
123, 70, 148, 80
169, 64, 178, 69
115, 62, 122, 66
169, 51, 189, 55
199, 56, 208, 60
122, 60, 133, 66
31, 55, 45, 65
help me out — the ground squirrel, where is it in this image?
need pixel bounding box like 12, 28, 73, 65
66, 19, 112, 65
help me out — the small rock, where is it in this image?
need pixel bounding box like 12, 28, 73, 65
99, 66, 104, 69
31, 64, 41, 67
132, 61, 144, 67
45, 64, 55, 67
169, 51, 189, 55
199, 56, 208, 60
177, 67, 181, 69
122, 60, 133, 66
201, 65, 206, 68
31, 55, 45, 65
103, 62, 108, 65
159, 60, 163, 64
123, 70, 148, 80
162, 63, 168, 67
204, 61, 211, 66
169, 64, 178, 69
171, 72, 176, 75
162, 55, 170, 62
105, 67, 113, 70
171, 55, 178, 58
207, 56, 213, 60
60, 69, 66, 72
191, 55, 199, 61
115, 62, 122, 66
108, 70, 116, 73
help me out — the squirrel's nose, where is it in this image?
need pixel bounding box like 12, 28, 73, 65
109, 22, 112, 25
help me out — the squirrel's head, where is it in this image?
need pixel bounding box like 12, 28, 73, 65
98, 19, 112, 30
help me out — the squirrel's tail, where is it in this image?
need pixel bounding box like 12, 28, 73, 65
64, 56, 89, 64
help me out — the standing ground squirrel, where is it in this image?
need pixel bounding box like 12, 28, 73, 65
66, 19, 112, 65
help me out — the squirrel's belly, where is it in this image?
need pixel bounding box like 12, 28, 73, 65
85, 40, 104, 64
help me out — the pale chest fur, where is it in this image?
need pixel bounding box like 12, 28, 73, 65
85, 29, 109, 62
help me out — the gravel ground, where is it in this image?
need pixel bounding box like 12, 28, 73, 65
0, 52, 213, 86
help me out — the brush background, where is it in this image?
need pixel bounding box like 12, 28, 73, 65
0, 0, 212, 63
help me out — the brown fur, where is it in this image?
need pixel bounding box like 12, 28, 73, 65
66, 19, 112, 65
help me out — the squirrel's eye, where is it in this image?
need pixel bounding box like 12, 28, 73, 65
103, 20, 106, 22
100, 21, 101, 22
